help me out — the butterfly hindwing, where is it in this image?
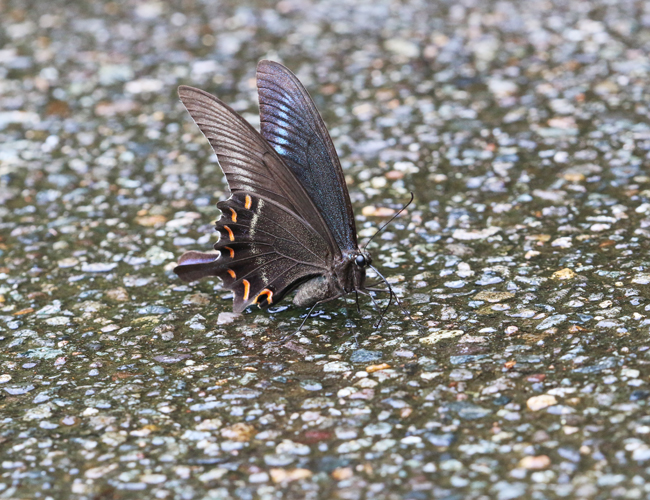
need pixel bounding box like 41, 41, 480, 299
175, 192, 329, 313
257, 60, 358, 251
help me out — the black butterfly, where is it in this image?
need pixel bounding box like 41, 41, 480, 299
174, 60, 401, 321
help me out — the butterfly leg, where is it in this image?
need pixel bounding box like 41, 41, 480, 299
366, 266, 426, 333
352, 330, 360, 349
264, 295, 341, 350
357, 289, 390, 329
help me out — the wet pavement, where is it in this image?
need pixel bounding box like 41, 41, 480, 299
2, 0, 650, 498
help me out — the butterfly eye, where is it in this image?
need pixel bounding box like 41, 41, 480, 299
355, 255, 366, 267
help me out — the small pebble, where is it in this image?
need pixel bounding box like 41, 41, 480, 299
519, 455, 551, 470
527, 395, 558, 412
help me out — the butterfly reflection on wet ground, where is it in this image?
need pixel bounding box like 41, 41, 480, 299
173, 60, 416, 342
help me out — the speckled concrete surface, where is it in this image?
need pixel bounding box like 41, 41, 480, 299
2, 1, 650, 499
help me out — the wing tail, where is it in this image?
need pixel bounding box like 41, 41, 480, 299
174, 251, 223, 283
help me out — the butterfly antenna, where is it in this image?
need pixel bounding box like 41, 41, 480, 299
364, 277, 393, 329
362, 192, 414, 251
368, 264, 425, 332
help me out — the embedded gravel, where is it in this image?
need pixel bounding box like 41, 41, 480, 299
2, 1, 650, 499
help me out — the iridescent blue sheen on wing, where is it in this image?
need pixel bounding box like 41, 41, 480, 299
257, 60, 358, 251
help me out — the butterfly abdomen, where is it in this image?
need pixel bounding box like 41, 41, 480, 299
293, 276, 335, 307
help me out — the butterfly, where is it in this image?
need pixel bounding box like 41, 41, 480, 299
173, 60, 404, 323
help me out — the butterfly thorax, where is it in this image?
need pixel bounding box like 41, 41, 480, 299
292, 249, 371, 308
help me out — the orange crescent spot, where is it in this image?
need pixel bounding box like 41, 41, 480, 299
255, 289, 274, 305
226, 269, 236, 279
242, 279, 250, 301
223, 225, 234, 241
223, 246, 235, 258
245, 195, 252, 210
229, 208, 237, 223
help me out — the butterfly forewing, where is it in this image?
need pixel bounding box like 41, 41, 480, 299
177, 85, 339, 255
256, 61, 358, 251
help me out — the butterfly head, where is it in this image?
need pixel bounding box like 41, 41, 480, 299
354, 251, 372, 269
338, 249, 371, 293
